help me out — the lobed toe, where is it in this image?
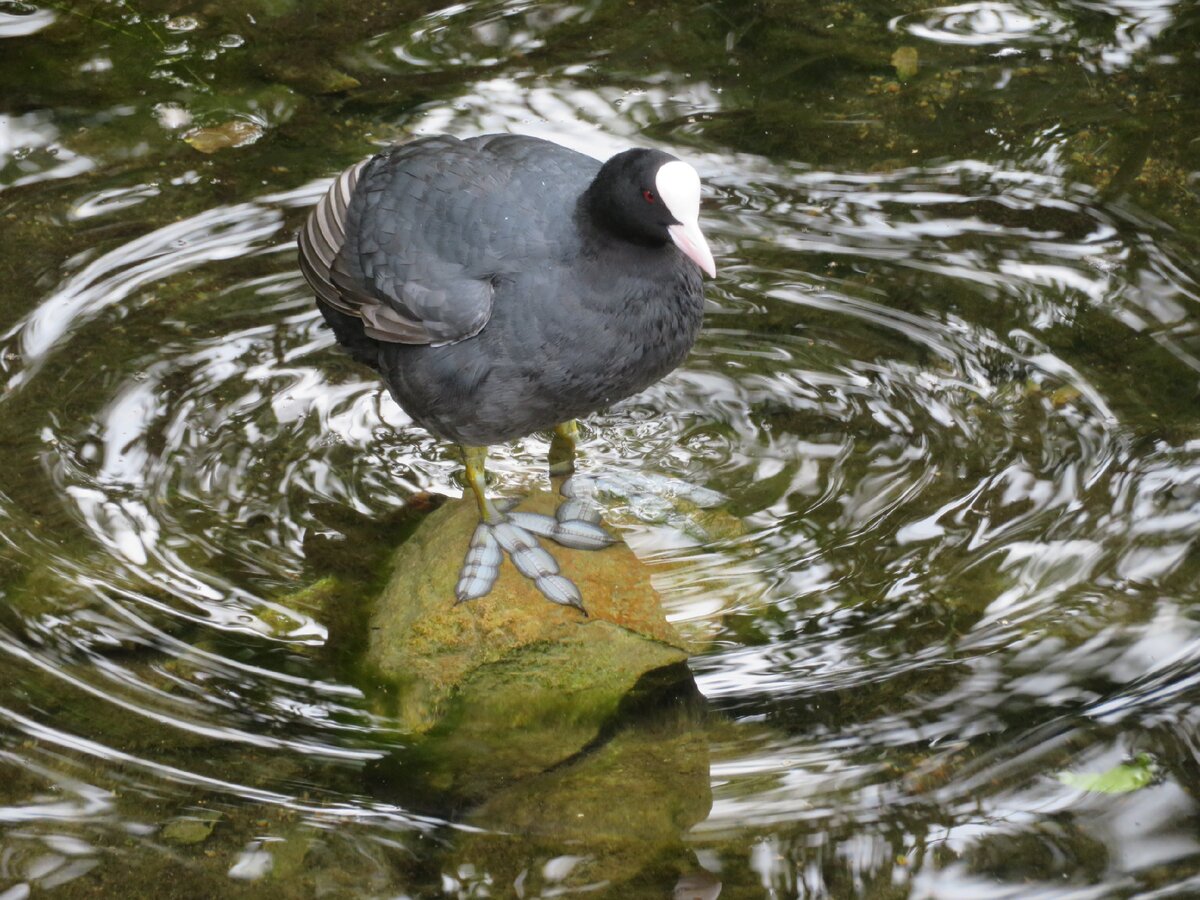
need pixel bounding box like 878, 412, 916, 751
506, 510, 559, 538
509, 542, 560, 579
551, 519, 615, 550
535, 574, 586, 613
555, 497, 602, 524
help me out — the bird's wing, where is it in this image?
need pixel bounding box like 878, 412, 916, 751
299, 135, 596, 346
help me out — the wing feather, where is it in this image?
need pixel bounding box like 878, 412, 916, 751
298, 135, 598, 347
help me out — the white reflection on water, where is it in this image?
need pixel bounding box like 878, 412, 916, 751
2, 202, 282, 387
0, 111, 93, 189
0, 3, 54, 39
891, 0, 1188, 72
404, 72, 722, 162
383, 0, 599, 68
891, 1, 1069, 45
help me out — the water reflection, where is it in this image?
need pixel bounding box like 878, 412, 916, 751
891, 2, 1069, 46
892, 0, 1191, 72
0, 2, 53, 38
0, 0, 1198, 894
379, 0, 600, 68
0, 110, 93, 189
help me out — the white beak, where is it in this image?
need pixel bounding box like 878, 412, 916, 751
656, 159, 717, 279
668, 220, 717, 278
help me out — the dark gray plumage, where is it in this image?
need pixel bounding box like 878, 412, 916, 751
299, 133, 707, 446
299, 133, 716, 608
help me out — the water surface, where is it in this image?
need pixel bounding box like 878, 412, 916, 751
1, 0, 1199, 896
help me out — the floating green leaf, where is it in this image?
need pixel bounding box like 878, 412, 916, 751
161, 808, 223, 844
184, 119, 263, 153
1057, 754, 1157, 794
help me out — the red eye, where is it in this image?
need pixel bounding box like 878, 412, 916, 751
643, 190, 655, 203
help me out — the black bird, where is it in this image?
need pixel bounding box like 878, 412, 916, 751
298, 133, 716, 609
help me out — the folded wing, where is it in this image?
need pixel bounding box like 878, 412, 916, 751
298, 135, 595, 347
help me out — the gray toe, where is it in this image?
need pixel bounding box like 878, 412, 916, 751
507, 510, 559, 538
559, 475, 598, 499
456, 525, 502, 602
551, 519, 615, 550
536, 574, 586, 613
509, 542, 560, 579
556, 497, 602, 524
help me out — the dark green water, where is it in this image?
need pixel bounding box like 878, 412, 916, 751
1, 0, 1199, 896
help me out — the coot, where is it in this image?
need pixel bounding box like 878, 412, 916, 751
299, 133, 715, 609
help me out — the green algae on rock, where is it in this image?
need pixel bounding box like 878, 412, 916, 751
362, 489, 694, 803
450, 705, 713, 895
365, 490, 690, 726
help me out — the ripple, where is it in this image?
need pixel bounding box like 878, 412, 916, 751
0, 2, 54, 39
365, 0, 598, 71
0, 110, 93, 190
890, 1, 1069, 46
0, 145, 1188, 887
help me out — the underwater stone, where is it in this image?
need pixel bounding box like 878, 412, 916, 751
448, 698, 713, 894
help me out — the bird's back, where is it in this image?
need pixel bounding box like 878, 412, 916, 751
299, 134, 704, 445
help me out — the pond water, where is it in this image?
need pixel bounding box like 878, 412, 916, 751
1, 0, 1199, 896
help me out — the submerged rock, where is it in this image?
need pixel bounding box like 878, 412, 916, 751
451, 698, 713, 894
365, 490, 689, 725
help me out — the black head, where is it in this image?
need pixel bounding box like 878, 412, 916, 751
584, 148, 685, 246
582, 147, 716, 276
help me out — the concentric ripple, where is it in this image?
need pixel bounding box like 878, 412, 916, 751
890, 2, 1069, 46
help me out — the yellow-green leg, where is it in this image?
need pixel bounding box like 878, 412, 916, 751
453, 436, 600, 613
548, 420, 580, 476
460, 445, 503, 523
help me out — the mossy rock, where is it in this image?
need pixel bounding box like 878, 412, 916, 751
365, 490, 689, 727
363, 489, 693, 804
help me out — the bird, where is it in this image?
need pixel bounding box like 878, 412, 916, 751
298, 133, 716, 611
